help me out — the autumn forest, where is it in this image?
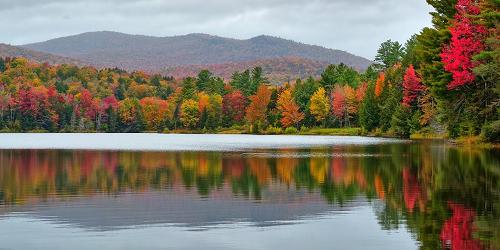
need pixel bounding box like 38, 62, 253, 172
0, 0, 498, 143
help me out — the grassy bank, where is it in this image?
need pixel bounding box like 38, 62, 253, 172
448, 136, 499, 148
298, 127, 362, 136
165, 127, 363, 136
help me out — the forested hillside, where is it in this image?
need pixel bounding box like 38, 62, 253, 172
0, 43, 83, 66
22, 32, 372, 71
0, 0, 498, 142
163, 57, 329, 84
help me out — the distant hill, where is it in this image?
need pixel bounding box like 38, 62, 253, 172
22, 31, 372, 73
163, 57, 330, 84
0, 43, 84, 66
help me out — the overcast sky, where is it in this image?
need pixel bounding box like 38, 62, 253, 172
0, 0, 433, 59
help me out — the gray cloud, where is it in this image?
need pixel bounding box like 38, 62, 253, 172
0, 0, 433, 59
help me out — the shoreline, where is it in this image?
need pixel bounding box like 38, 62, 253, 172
1, 129, 497, 148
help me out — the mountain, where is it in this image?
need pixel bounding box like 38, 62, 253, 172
22, 31, 372, 73
163, 57, 330, 84
0, 43, 83, 66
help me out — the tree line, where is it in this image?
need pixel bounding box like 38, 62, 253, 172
0, 0, 498, 141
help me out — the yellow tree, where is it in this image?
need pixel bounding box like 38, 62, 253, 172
206, 94, 223, 129
166, 88, 181, 122
180, 99, 199, 128
309, 87, 330, 125
344, 85, 357, 124
197, 92, 210, 114
277, 88, 304, 128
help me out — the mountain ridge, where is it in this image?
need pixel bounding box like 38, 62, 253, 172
22, 31, 372, 72
0, 43, 84, 66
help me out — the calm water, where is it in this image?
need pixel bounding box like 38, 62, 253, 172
0, 134, 498, 250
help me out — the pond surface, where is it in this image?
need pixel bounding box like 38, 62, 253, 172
0, 134, 498, 250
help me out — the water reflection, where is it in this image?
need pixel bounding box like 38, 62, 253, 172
0, 141, 498, 249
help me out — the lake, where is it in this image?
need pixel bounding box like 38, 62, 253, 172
0, 134, 498, 250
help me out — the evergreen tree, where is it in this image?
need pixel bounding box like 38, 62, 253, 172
181, 77, 197, 100
320, 64, 360, 90
380, 86, 402, 132
0, 58, 5, 73
391, 104, 412, 138
402, 35, 419, 68
374, 40, 404, 70
293, 77, 319, 127
359, 83, 380, 131
251, 67, 267, 94
473, 0, 500, 130
196, 70, 212, 91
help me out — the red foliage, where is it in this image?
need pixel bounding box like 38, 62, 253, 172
441, 0, 487, 90
402, 168, 425, 213
440, 202, 482, 250
223, 90, 247, 123
402, 65, 425, 106
78, 89, 97, 119
331, 86, 346, 120
18, 86, 48, 116
102, 95, 119, 111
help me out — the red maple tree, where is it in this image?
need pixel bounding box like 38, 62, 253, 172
223, 90, 247, 124
331, 86, 346, 120
402, 65, 425, 106
441, 0, 487, 90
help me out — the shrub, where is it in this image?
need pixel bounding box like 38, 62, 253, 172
250, 122, 261, 134
284, 127, 298, 134
300, 125, 310, 133
266, 126, 282, 135
481, 121, 500, 143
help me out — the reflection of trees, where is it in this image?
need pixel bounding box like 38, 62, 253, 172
0, 143, 498, 249
440, 203, 482, 250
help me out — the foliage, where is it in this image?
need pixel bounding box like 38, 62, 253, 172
374, 73, 385, 97
481, 120, 500, 143
222, 90, 247, 126
309, 87, 330, 125
140, 97, 168, 131
441, 0, 487, 89
293, 77, 320, 127
284, 126, 298, 134
205, 94, 223, 130
0, 0, 497, 139
118, 98, 144, 132
374, 40, 405, 70
402, 65, 425, 106
359, 83, 379, 132
245, 85, 272, 125
331, 85, 346, 125
277, 88, 304, 128
180, 99, 200, 129
391, 104, 412, 138
320, 63, 360, 90
231, 67, 268, 96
